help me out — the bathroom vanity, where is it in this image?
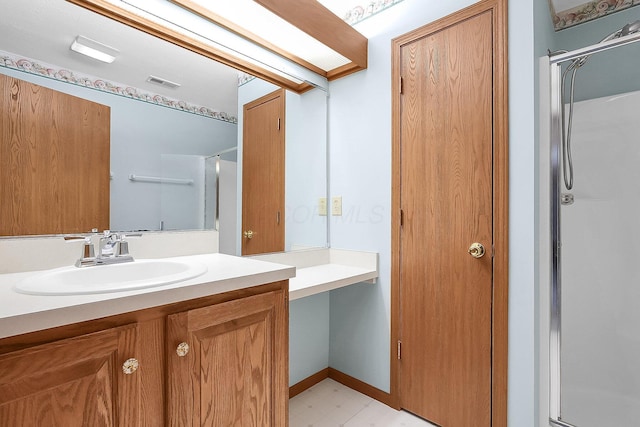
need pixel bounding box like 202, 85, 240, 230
0, 253, 294, 426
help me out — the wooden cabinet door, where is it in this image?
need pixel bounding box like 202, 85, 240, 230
167, 289, 288, 426
0, 324, 140, 427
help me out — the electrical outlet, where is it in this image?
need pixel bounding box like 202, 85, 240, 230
319, 197, 327, 216
331, 196, 342, 216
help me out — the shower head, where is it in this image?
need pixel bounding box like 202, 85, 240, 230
599, 19, 640, 42
620, 20, 640, 37
572, 19, 640, 68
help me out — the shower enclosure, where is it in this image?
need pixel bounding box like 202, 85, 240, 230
548, 24, 640, 427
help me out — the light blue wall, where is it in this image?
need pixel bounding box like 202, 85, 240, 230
285, 89, 328, 250
536, 0, 558, 55
0, 66, 237, 232
508, 1, 537, 426
289, 293, 330, 385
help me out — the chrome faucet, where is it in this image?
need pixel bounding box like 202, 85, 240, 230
67, 230, 141, 267
98, 230, 119, 259
97, 230, 140, 265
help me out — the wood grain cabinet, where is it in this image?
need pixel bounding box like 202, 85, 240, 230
0, 281, 288, 427
167, 289, 288, 426
0, 324, 141, 426
0, 74, 110, 236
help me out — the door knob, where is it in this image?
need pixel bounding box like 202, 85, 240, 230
468, 242, 485, 258
122, 358, 139, 375
243, 230, 254, 239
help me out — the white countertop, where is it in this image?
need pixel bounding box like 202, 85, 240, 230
288, 263, 378, 300
250, 248, 379, 301
0, 253, 295, 339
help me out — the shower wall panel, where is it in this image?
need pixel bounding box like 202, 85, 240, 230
560, 89, 640, 426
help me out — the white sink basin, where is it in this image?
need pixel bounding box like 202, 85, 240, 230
14, 259, 208, 295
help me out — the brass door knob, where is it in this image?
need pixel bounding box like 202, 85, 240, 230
122, 358, 139, 375
243, 230, 254, 239
176, 342, 190, 357
468, 242, 485, 258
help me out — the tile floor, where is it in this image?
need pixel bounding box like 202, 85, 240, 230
289, 379, 436, 427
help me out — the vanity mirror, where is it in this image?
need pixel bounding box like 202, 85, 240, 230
0, 0, 328, 253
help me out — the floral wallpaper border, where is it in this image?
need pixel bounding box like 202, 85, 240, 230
237, 73, 256, 87
551, 0, 640, 31
0, 51, 237, 123
342, 0, 406, 25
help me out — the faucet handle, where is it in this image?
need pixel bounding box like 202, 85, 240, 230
115, 233, 141, 257
81, 238, 96, 259
117, 240, 129, 257
64, 235, 94, 255
65, 235, 95, 266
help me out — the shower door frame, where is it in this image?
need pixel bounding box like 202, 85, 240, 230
547, 32, 640, 427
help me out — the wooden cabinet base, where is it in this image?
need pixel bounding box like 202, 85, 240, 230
0, 281, 288, 427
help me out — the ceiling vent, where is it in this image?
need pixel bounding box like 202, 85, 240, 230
146, 75, 181, 89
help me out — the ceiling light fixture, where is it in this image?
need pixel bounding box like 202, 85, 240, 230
146, 75, 181, 88
70, 35, 119, 63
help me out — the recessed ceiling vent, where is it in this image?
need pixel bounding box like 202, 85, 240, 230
146, 75, 181, 89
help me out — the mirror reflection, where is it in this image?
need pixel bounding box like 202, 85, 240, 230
0, 0, 328, 253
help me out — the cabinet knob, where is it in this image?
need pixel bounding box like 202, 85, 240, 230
176, 342, 190, 357
122, 358, 139, 375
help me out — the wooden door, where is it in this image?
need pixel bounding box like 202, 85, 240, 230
0, 74, 110, 236
242, 89, 285, 255
396, 8, 498, 427
0, 324, 139, 426
166, 287, 288, 426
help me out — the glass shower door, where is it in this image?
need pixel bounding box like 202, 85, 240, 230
550, 38, 640, 427
559, 88, 640, 427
